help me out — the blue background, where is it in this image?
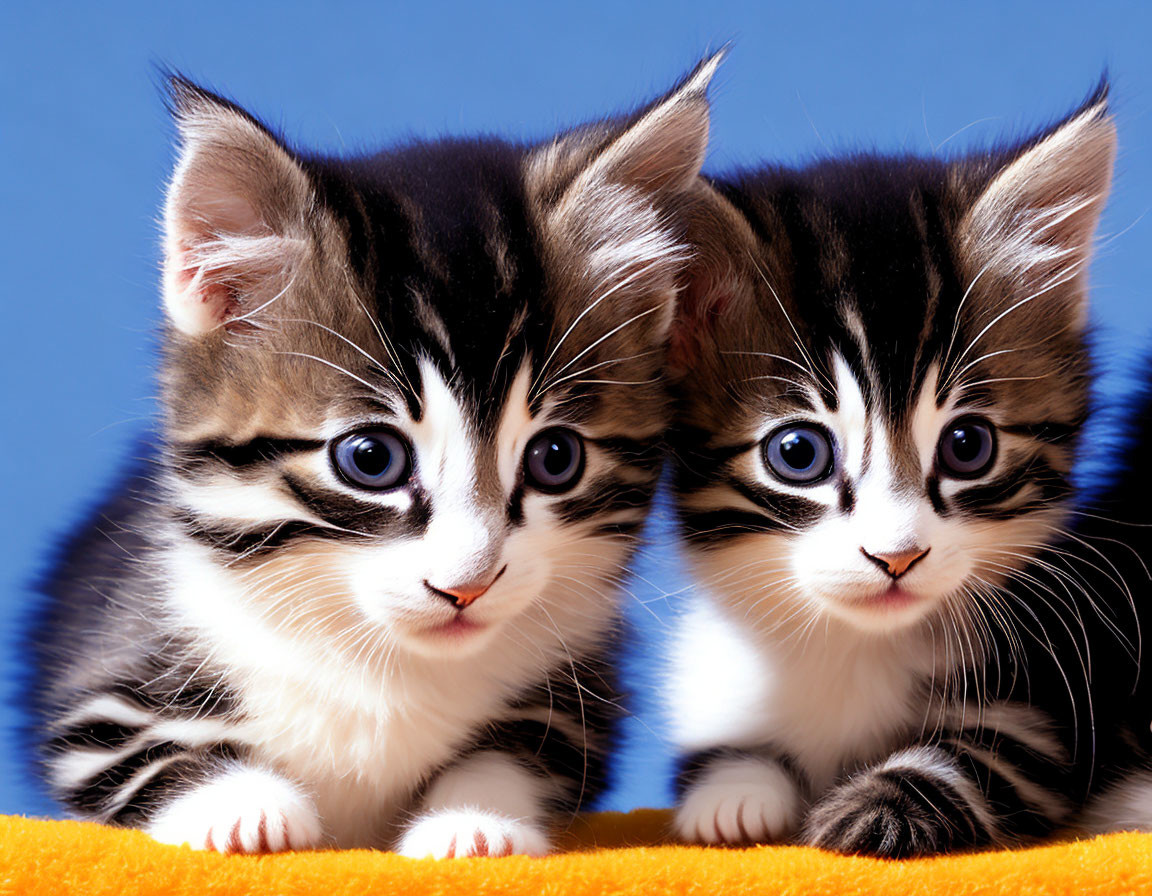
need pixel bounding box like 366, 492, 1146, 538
2, 0, 1150, 818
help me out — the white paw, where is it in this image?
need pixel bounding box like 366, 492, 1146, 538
675, 756, 801, 845
397, 809, 551, 858
146, 766, 323, 854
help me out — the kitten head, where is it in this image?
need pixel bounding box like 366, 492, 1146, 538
673, 87, 1114, 636
158, 57, 721, 661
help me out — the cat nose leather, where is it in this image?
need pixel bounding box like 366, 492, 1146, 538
425, 565, 508, 609
860, 546, 930, 579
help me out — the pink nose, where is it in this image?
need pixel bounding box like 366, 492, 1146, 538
425, 565, 507, 609
861, 546, 930, 579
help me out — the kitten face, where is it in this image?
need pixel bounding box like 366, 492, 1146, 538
718, 353, 1067, 634
675, 94, 1114, 636
159, 67, 717, 662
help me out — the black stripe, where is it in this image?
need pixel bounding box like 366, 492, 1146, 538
108, 745, 244, 827
954, 724, 1068, 786
283, 475, 429, 533
999, 421, 1082, 445
557, 476, 654, 526
729, 478, 824, 527
177, 512, 347, 559
926, 472, 946, 514
670, 432, 758, 493
838, 478, 856, 514
874, 767, 989, 845
47, 721, 139, 753
586, 435, 665, 472
506, 482, 526, 527
471, 719, 598, 784
952, 745, 1060, 840
594, 519, 644, 538
680, 509, 792, 546
951, 459, 1070, 519
947, 724, 1070, 837
67, 741, 185, 815
108, 668, 235, 718
173, 437, 325, 471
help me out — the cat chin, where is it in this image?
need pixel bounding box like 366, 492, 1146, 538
393, 619, 504, 659
816, 588, 942, 634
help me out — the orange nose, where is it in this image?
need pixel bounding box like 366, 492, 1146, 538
425, 566, 507, 609
861, 546, 930, 579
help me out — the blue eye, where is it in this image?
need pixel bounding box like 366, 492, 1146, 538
937, 416, 996, 478
524, 428, 584, 493
763, 424, 834, 484
332, 430, 411, 490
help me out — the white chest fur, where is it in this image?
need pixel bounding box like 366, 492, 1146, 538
164, 542, 612, 847
668, 598, 937, 792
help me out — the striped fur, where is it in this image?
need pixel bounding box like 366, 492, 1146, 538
1067, 361, 1152, 836
668, 86, 1122, 856
31, 57, 723, 855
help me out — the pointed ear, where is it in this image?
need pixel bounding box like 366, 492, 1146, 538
530, 51, 725, 341
162, 79, 314, 336
960, 88, 1116, 320
575, 50, 724, 196
666, 182, 761, 377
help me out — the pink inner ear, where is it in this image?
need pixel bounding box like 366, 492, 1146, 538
170, 240, 243, 330
668, 275, 731, 372
197, 191, 264, 236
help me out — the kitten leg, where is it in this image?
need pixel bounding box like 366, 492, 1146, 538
674, 749, 804, 845
396, 751, 556, 858
802, 746, 993, 857
802, 735, 1069, 857
146, 764, 323, 853
45, 692, 321, 853
1080, 768, 1152, 833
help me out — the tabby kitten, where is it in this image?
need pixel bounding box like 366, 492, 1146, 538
1066, 364, 1152, 835
32, 57, 720, 856
667, 87, 1121, 856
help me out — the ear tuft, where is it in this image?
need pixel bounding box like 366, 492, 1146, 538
532, 51, 725, 343
161, 78, 314, 336
582, 49, 725, 196
961, 87, 1116, 310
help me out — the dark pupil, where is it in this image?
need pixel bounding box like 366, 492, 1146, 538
353, 438, 392, 477
542, 439, 572, 476
780, 433, 816, 471
950, 427, 983, 463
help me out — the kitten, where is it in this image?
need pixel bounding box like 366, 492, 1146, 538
666, 86, 1123, 856
31, 56, 721, 856
1065, 365, 1152, 835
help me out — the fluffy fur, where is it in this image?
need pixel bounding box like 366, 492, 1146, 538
31, 55, 723, 855
1069, 363, 1152, 835
666, 85, 1133, 857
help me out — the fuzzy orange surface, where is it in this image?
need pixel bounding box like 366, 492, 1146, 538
3, 810, 1151, 895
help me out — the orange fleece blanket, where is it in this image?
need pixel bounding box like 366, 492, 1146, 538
4, 810, 1150, 895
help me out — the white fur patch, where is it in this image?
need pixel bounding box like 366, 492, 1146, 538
62, 695, 154, 730
666, 599, 775, 753
668, 591, 934, 794
397, 810, 550, 859
398, 751, 556, 858
675, 755, 801, 844
52, 748, 140, 793
146, 765, 323, 853
419, 751, 558, 819
1080, 771, 1152, 834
